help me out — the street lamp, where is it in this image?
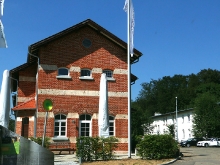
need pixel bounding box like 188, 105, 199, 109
175, 97, 178, 142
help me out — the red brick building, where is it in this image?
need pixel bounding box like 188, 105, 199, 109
10, 19, 142, 153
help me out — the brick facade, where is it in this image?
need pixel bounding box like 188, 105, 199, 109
11, 19, 142, 153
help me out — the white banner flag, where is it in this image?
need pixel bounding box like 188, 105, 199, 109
0, 20, 7, 48
0, 0, 5, 17
124, 0, 135, 57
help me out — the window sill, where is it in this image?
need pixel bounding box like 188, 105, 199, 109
56, 75, 72, 79
79, 77, 94, 80
52, 137, 69, 141
107, 77, 115, 81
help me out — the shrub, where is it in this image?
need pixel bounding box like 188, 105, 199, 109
136, 134, 179, 160
76, 136, 118, 162
29, 137, 51, 148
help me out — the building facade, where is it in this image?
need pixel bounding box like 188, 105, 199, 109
10, 19, 142, 153
151, 108, 194, 142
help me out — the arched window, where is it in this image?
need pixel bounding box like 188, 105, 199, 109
58, 68, 69, 76
103, 70, 113, 78
80, 69, 91, 77
54, 114, 67, 137
79, 114, 91, 137
103, 69, 115, 81
57, 68, 71, 79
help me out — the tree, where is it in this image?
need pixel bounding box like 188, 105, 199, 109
132, 68, 220, 139
193, 92, 220, 138
167, 124, 175, 138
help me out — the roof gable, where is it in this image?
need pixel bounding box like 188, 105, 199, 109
28, 19, 142, 64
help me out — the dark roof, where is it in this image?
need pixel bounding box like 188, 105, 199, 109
152, 108, 194, 118
10, 61, 36, 74
28, 19, 142, 64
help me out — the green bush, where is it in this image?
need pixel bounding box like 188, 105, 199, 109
29, 137, 51, 148
136, 134, 179, 160
76, 136, 118, 162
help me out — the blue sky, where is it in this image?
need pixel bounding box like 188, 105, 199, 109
1, 0, 220, 100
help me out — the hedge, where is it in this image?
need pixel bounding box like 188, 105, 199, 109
136, 134, 179, 160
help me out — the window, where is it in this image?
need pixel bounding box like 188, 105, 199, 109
81, 69, 91, 77
103, 70, 115, 81
54, 114, 67, 137
108, 116, 115, 136
80, 69, 93, 80
103, 70, 113, 78
82, 38, 92, 48
80, 114, 91, 137
188, 114, 190, 122
172, 116, 175, 123
56, 68, 71, 79
182, 129, 185, 139
182, 115, 184, 123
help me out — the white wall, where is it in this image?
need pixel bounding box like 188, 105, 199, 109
150, 109, 193, 142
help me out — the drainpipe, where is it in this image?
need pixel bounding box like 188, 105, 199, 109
28, 49, 40, 138
10, 77, 18, 133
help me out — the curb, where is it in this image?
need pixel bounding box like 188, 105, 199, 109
160, 156, 182, 165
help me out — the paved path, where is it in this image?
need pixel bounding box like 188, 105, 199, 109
54, 147, 220, 165
173, 147, 220, 165
54, 153, 140, 165
54, 154, 79, 165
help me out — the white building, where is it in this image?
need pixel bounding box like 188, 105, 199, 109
151, 108, 194, 142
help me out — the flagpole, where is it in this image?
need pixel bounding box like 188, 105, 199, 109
127, 0, 131, 158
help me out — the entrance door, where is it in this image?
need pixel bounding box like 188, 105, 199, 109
21, 117, 29, 138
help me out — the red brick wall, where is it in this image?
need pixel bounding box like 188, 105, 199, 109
29, 120, 34, 137
16, 121, 22, 135
17, 64, 37, 102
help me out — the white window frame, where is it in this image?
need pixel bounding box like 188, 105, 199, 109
56, 67, 71, 79
79, 114, 92, 137
103, 70, 115, 81
108, 116, 115, 136
53, 114, 68, 140
79, 69, 93, 80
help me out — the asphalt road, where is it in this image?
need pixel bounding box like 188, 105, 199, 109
172, 147, 220, 165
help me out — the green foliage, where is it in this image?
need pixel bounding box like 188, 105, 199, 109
8, 118, 15, 132
76, 136, 118, 162
193, 92, 220, 138
132, 68, 220, 141
136, 134, 179, 160
134, 69, 220, 115
29, 137, 51, 148
166, 124, 175, 138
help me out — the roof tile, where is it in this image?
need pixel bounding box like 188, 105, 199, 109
12, 98, 36, 111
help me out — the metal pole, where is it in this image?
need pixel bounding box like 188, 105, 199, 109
42, 111, 48, 147
175, 97, 178, 142
127, 0, 131, 158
